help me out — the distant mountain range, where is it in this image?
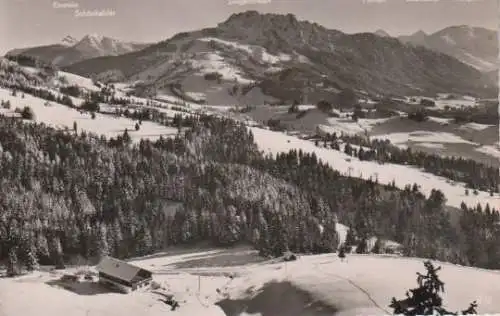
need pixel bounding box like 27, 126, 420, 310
6, 34, 150, 67
397, 26, 498, 73
8, 11, 495, 102
62, 12, 495, 102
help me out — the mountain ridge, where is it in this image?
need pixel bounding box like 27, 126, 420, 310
5, 34, 151, 67
398, 26, 498, 72
62, 12, 497, 102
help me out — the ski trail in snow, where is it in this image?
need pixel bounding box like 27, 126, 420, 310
195, 270, 236, 308
313, 262, 391, 314
342, 277, 391, 314
195, 293, 210, 308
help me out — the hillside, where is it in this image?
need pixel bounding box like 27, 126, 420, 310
6, 35, 150, 67
398, 26, 498, 73
1, 249, 499, 316
63, 11, 497, 104
0, 57, 499, 285
2, 57, 498, 211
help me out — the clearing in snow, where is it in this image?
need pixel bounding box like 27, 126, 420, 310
1, 249, 499, 316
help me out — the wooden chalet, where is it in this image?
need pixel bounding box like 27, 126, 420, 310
96, 256, 153, 293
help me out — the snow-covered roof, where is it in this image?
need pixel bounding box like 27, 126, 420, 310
96, 256, 151, 283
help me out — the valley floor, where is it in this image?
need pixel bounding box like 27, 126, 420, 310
1, 248, 500, 316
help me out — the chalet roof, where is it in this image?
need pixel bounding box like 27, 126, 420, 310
96, 256, 151, 283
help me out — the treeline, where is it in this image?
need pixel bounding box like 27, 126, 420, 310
459, 202, 500, 269
428, 101, 498, 125
1, 83, 74, 108
4, 54, 55, 72
405, 102, 498, 125
0, 114, 499, 276
313, 132, 499, 193
373, 96, 498, 125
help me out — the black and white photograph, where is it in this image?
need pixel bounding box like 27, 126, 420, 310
0, 0, 499, 315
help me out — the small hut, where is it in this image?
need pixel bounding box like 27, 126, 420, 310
96, 256, 153, 293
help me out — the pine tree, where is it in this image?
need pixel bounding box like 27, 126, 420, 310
136, 222, 153, 256
50, 236, 65, 269
23, 245, 40, 271
372, 238, 382, 254
21, 106, 35, 120
258, 227, 271, 257
7, 247, 21, 276
97, 223, 110, 260
123, 129, 131, 144
36, 233, 50, 259
338, 244, 346, 260
355, 237, 368, 254
389, 261, 478, 315
18, 232, 39, 272
318, 215, 339, 252
345, 228, 356, 246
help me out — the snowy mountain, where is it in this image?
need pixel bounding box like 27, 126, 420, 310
398, 26, 498, 72
72, 34, 148, 58
374, 29, 391, 38
5, 35, 151, 67
398, 30, 428, 45
63, 11, 496, 103
61, 35, 78, 47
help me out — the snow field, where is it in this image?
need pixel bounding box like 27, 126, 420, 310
323, 117, 394, 136
373, 131, 477, 146
190, 52, 254, 84
198, 37, 292, 65
249, 127, 499, 209
476, 145, 500, 160
0, 88, 179, 143
56, 71, 101, 92
2, 249, 499, 316
460, 122, 495, 131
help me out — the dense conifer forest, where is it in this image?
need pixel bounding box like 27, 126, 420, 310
0, 113, 499, 276
0, 57, 499, 276
313, 132, 499, 193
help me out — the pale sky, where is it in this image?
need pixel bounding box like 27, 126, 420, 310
0, 0, 497, 55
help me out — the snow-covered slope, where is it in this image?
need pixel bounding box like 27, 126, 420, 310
373, 131, 476, 147
399, 26, 498, 73
55, 70, 101, 92
1, 250, 499, 316
249, 127, 499, 209
0, 88, 178, 143
2, 61, 497, 210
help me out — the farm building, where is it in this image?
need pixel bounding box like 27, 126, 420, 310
96, 256, 153, 293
